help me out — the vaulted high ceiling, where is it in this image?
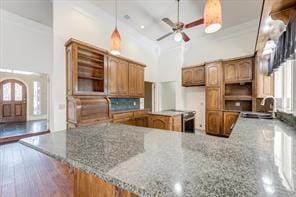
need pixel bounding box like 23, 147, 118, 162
0, 0, 52, 27
90, 0, 263, 43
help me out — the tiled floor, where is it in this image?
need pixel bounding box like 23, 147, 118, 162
0, 142, 73, 197
0, 120, 48, 138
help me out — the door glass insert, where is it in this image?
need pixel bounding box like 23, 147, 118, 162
3, 83, 12, 101
14, 83, 23, 101
33, 81, 41, 115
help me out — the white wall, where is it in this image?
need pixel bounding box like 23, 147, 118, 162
159, 81, 176, 111
156, 20, 259, 130
0, 9, 53, 74
51, 0, 159, 131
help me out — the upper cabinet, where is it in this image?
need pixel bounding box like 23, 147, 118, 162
223, 58, 253, 84
66, 39, 108, 96
129, 63, 145, 97
108, 56, 129, 96
182, 65, 205, 86
206, 61, 222, 87
255, 56, 274, 98
66, 39, 146, 98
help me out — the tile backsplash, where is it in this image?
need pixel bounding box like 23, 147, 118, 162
111, 98, 140, 112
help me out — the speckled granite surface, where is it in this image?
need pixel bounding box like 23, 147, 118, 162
148, 111, 183, 117
19, 117, 296, 196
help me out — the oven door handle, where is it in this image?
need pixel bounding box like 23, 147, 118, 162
183, 117, 195, 121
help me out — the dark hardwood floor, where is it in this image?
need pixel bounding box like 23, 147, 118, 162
0, 142, 73, 197
0, 120, 49, 144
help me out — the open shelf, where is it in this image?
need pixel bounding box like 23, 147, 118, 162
224, 81, 253, 111
78, 53, 104, 63
78, 78, 104, 92
78, 76, 104, 81
78, 59, 103, 69
224, 100, 252, 111
224, 95, 252, 101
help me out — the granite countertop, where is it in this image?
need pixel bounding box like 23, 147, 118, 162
20, 117, 296, 196
148, 111, 183, 117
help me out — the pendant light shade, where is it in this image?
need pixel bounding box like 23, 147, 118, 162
204, 0, 222, 34
110, 0, 121, 55
110, 27, 121, 55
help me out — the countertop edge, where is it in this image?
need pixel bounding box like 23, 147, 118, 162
147, 112, 183, 117
18, 139, 154, 197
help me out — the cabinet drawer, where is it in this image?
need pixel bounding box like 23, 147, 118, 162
113, 112, 134, 120
134, 110, 148, 118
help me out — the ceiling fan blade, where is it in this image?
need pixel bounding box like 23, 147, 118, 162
162, 18, 175, 27
181, 32, 190, 42
185, 18, 204, 29
156, 32, 174, 41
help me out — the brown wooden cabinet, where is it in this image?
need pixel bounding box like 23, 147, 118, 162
237, 59, 253, 81
74, 169, 138, 197
206, 111, 222, 135
66, 39, 108, 96
206, 87, 221, 110
112, 110, 149, 127
148, 114, 182, 132
222, 112, 239, 136
67, 96, 111, 128
255, 59, 274, 98
223, 58, 253, 84
205, 61, 223, 136
66, 39, 147, 128
224, 62, 237, 83
129, 63, 145, 97
182, 65, 205, 86
206, 62, 222, 87
108, 56, 129, 96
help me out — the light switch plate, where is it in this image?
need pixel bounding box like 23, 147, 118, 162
235, 102, 240, 107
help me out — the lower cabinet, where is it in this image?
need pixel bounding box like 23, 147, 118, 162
206, 111, 222, 135
148, 115, 182, 132
135, 117, 148, 127
206, 111, 239, 137
112, 110, 149, 127
67, 96, 112, 128
74, 168, 138, 197
223, 112, 239, 136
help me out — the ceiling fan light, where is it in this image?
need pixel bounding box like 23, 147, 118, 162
174, 32, 182, 42
204, 0, 222, 34
110, 27, 121, 56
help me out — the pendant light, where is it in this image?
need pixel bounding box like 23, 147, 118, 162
110, 0, 121, 55
204, 0, 222, 34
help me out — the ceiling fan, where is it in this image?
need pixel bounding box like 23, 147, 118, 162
156, 0, 204, 42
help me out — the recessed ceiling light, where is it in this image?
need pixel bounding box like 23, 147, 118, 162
140, 25, 145, 29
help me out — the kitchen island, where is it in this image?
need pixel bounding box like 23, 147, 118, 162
20, 117, 296, 196
148, 110, 183, 132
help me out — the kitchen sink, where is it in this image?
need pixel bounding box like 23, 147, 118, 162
240, 112, 273, 119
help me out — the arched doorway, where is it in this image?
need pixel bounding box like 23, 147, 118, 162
0, 79, 27, 123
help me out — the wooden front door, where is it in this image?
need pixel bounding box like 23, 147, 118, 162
0, 79, 27, 123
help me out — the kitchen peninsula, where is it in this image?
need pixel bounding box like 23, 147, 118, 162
20, 115, 296, 196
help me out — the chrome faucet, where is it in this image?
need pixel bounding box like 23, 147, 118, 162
261, 96, 276, 118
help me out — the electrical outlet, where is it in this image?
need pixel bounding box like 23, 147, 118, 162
133, 102, 136, 106
235, 102, 240, 107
